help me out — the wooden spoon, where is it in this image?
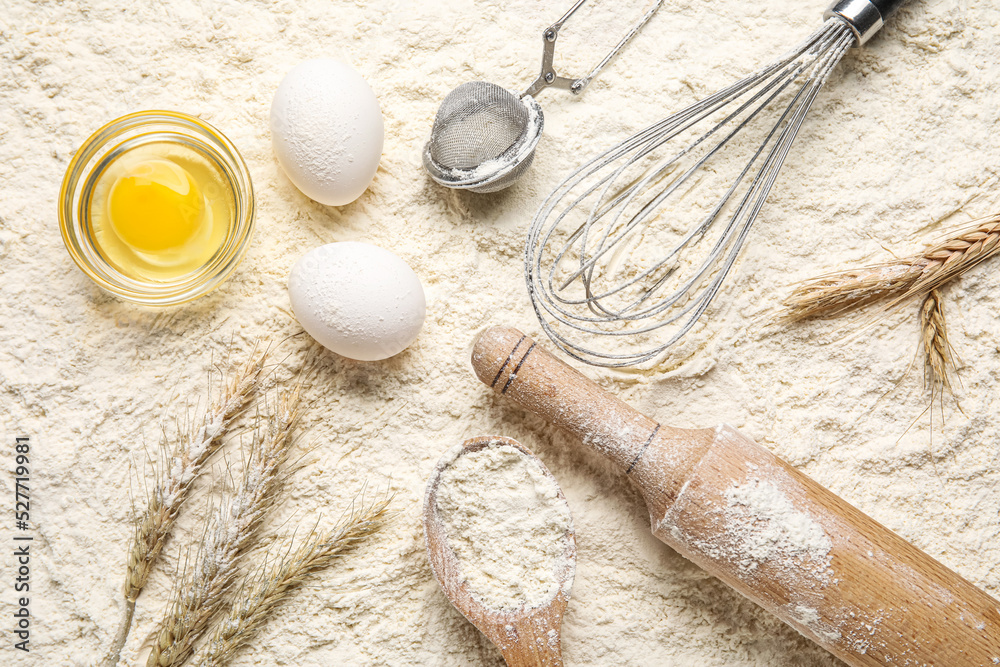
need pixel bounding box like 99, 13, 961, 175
423, 436, 576, 667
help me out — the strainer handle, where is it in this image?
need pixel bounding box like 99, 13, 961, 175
522, 0, 664, 98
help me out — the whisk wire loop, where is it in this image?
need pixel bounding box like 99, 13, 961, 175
527, 19, 857, 367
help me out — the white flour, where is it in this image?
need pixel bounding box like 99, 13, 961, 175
724, 479, 832, 578
1, 0, 999, 665
435, 443, 573, 612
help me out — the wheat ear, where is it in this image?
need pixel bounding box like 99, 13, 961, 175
782, 213, 1000, 322
193, 495, 392, 667
920, 288, 956, 396
146, 389, 300, 667
104, 348, 266, 667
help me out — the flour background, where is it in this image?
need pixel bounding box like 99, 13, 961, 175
1, 0, 999, 665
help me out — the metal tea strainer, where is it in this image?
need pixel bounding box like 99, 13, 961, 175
423, 0, 664, 194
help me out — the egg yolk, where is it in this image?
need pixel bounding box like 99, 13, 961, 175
107, 159, 204, 253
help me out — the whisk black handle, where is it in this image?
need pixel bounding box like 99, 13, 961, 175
869, 0, 908, 18
825, 0, 909, 44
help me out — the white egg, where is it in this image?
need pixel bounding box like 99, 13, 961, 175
288, 242, 425, 361
270, 59, 384, 206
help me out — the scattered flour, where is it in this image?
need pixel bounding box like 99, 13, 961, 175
788, 604, 842, 644
2, 0, 999, 665
435, 443, 574, 612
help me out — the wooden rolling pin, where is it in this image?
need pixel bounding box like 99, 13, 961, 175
471, 325, 1000, 667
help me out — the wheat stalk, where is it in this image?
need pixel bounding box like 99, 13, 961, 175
103, 348, 267, 667
782, 213, 1000, 322
192, 495, 392, 667
146, 389, 300, 667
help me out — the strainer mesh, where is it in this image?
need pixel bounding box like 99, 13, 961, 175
428, 81, 530, 170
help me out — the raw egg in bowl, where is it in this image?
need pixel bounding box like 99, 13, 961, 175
59, 110, 254, 306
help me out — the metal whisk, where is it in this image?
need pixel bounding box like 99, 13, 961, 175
526, 0, 910, 367
423, 0, 664, 194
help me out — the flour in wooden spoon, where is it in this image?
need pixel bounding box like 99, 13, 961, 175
436, 443, 573, 612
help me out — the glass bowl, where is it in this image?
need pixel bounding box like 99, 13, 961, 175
59, 110, 255, 306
